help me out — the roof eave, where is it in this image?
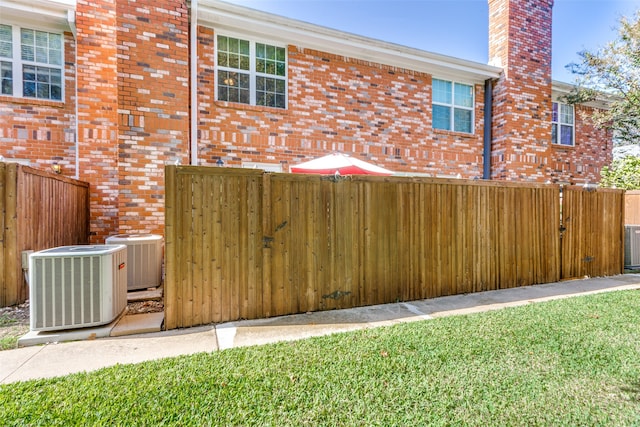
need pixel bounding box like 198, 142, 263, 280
0, 0, 75, 30
552, 80, 614, 110
198, 0, 501, 83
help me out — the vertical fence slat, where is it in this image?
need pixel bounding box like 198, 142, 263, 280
180, 172, 192, 327
200, 173, 213, 325
245, 174, 262, 320
0, 162, 4, 305
211, 174, 223, 323
191, 173, 204, 328
262, 173, 272, 318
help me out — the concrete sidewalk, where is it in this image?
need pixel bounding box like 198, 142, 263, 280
2, 274, 639, 384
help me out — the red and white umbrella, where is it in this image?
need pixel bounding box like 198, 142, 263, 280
290, 153, 393, 176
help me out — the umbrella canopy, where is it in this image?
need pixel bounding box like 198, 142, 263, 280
290, 153, 393, 176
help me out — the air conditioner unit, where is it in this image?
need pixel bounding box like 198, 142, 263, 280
624, 225, 640, 268
105, 234, 163, 291
29, 245, 127, 332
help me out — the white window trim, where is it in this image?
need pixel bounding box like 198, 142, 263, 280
214, 31, 287, 109
552, 101, 575, 147
0, 23, 65, 101
432, 77, 474, 134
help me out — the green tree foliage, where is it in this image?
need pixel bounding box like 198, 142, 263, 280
600, 155, 640, 189
564, 11, 640, 145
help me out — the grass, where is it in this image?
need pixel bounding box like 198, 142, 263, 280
0, 313, 23, 351
1, 290, 640, 426
0, 313, 17, 327
0, 337, 18, 351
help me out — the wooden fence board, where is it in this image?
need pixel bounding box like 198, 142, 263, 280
163, 167, 624, 328
210, 175, 222, 322
246, 174, 262, 320
0, 163, 8, 306
201, 173, 219, 321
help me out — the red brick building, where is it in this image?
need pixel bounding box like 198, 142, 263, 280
0, 0, 613, 241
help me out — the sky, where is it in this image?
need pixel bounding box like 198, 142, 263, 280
225, 0, 640, 83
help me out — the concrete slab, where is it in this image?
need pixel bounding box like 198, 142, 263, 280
2, 326, 218, 384
408, 275, 640, 318
0, 346, 43, 384
127, 287, 163, 302
220, 275, 640, 350
217, 303, 428, 350
18, 322, 115, 347
110, 312, 164, 337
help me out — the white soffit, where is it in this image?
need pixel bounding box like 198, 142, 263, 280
198, 0, 502, 84
0, 0, 75, 31
553, 80, 612, 110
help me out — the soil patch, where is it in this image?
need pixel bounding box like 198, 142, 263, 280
0, 299, 164, 351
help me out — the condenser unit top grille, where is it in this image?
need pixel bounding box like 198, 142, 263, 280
37, 245, 126, 256
108, 234, 162, 243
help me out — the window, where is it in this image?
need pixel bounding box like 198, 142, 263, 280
0, 24, 13, 96
216, 35, 286, 109
432, 78, 473, 133
0, 24, 63, 101
552, 102, 574, 146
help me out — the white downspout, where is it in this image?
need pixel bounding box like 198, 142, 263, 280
68, 9, 80, 179
190, 0, 199, 166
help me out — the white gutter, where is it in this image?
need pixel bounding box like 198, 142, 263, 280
68, 9, 79, 179
189, 0, 199, 166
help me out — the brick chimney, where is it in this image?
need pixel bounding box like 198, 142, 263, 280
76, 0, 120, 242
488, 0, 554, 181
74, 0, 190, 242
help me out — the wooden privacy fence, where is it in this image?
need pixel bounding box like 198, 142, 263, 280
165, 166, 624, 329
0, 163, 90, 306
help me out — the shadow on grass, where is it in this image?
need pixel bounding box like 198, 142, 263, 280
620, 379, 640, 402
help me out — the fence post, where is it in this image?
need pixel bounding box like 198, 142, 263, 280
0, 163, 5, 306
164, 165, 177, 329
2, 163, 18, 306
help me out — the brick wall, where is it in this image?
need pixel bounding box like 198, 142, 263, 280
0, 32, 76, 174
197, 27, 487, 178
548, 105, 613, 183
488, 0, 610, 185
116, 0, 190, 236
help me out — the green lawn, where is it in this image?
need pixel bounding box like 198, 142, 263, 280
0, 313, 27, 351
1, 290, 639, 426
